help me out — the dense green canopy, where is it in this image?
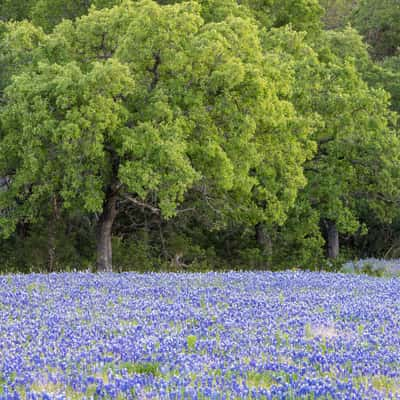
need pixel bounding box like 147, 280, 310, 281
0, 0, 399, 271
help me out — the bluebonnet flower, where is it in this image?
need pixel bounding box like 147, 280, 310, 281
0, 272, 399, 399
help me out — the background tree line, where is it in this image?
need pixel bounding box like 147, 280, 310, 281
0, 0, 400, 272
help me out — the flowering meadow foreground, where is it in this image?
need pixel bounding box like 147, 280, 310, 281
0, 272, 399, 400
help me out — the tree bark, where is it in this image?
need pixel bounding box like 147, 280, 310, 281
47, 226, 56, 272
326, 220, 339, 259
47, 196, 60, 272
96, 194, 118, 272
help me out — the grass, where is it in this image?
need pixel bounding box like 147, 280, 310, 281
120, 361, 160, 376
354, 374, 400, 395
187, 334, 197, 352
246, 371, 278, 389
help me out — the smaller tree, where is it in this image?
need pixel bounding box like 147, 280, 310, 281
265, 27, 400, 260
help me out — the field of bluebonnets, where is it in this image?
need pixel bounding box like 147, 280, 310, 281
0, 271, 400, 399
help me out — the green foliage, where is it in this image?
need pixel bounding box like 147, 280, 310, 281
319, 0, 357, 29
0, 20, 45, 92
270, 0, 323, 31
352, 0, 400, 59
30, 0, 122, 32
365, 56, 400, 116
0, 216, 94, 273
272, 198, 325, 269
296, 29, 400, 236
0, 0, 35, 22
0, 0, 316, 270
112, 237, 157, 272
0, 0, 400, 271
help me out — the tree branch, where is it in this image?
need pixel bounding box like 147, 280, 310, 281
147, 50, 161, 91
123, 194, 160, 214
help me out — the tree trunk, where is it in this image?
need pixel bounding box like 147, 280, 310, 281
47, 225, 56, 272
326, 220, 339, 259
47, 196, 60, 272
255, 223, 272, 267
96, 194, 118, 272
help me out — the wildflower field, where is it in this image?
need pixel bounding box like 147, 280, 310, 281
0, 272, 399, 399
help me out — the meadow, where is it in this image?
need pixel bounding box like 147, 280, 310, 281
0, 271, 399, 399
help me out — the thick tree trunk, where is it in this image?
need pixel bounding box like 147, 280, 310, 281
326, 220, 339, 259
96, 194, 118, 272
255, 223, 272, 267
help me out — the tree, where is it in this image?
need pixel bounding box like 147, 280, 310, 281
0, 0, 314, 271
0, 21, 45, 94
319, 0, 357, 30
30, 0, 121, 32
264, 27, 400, 260
269, 0, 323, 31
0, 0, 35, 22
352, 0, 400, 59
304, 36, 400, 259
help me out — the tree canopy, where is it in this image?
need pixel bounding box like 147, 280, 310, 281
0, 0, 400, 272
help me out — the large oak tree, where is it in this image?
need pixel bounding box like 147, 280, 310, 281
0, 0, 314, 271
